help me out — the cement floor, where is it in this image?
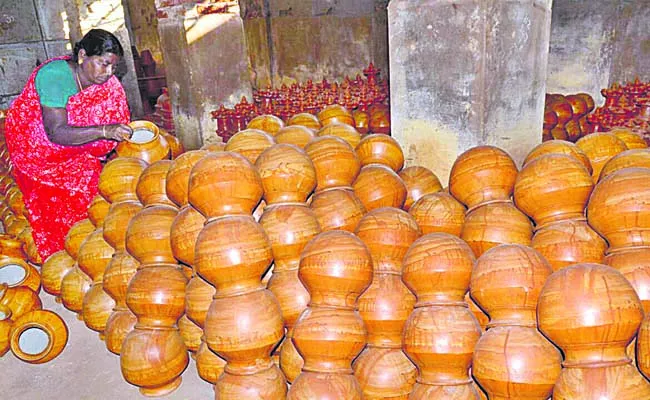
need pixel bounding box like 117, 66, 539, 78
0, 290, 215, 400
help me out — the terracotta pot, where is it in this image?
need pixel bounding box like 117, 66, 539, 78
102, 201, 143, 251
287, 113, 321, 130
449, 146, 518, 209
398, 166, 443, 211
352, 109, 369, 134
305, 136, 360, 192
255, 144, 316, 205
409, 382, 480, 400
247, 114, 285, 136
317, 122, 362, 148
600, 148, 650, 181
279, 330, 303, 382
0, 257, 41, 293
178, 314, 202, 352
159, 128, 184, 159
288, 371, 362, 399
408, 192, 466, 236
610, 127, 648, 150
9, 309, 68, 364
355, 134, 404, 172
352, 347, 417, 399
5, 185, 25, 217
64, 218, 95, 259
466, 293, 489, 331
135, 160, 175, 207
639, 313, 650, 379
82, 283, 116, 335
41, 250, 75, 298
369, 104, 391, 134
77, 228, 113, 282
103, 250, 140, 308
87, 194, 110, 227
216, 364, 288, 399
0, 305, 11, 356
224, 129, 275, 164
5, 215, 28, 238
200, 142, 226, 152
514, 153, 593, 227
19, 227, 41, 265
309, 188, 366, 232
185, 273, 215, 328
165, 150, 208, 208
553, 362, 650, 399
318, 104, 355, 127
195, 339, 226, 383
0, 283, 41, 320
104, 309, 136, 355
188, 151, 263, 219
125, 205, 178, 265
117, 120, 171, 163
523, 139, 592, 173
170, 205, 205, 267
274, 125, 316, 149
0, 233, 26, 259
461, 202, 533, 257
576, 132, 628, 181
605, 248, 650, 313
60, 266, 91, 314
549, 96, 573, 125
532, 220, 607, 272
353, 164, 407, 211
98, 157, 149, 203
587, 167, 650, 251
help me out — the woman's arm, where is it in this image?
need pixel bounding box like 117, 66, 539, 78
42, 106, 132, 145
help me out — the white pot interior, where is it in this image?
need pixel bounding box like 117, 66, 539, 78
0, 263, 26, 286
18, 327, 49, 355
130, 128, 155, 144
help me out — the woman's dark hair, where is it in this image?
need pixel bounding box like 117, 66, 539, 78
72, 29, 124, 62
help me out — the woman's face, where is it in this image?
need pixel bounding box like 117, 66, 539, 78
79, 49, 120, 85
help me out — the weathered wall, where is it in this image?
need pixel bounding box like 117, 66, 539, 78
240, 0, 389, 89
125, 0, 165, 66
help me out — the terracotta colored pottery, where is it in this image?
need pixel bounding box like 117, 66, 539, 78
274, 126, 316, 149
575, 132, 628, 181
41, 250, 75, 298
104, 309, 137, 356
523, 139, 592, 173
288, 372, 363, 400
102, 201, 143, 251
77, 228, 113, 283
409, 192, 465, 236
287, 113, 321, 130
355, 134, 404, 172
82, 283, 115, 335
185, 273, 215, 328
310, 188, 366, 232
98, 157, 149, 203
353, 164, 406, 211
0, 233, 26, 259
352, 347, 417, 399
352, 108, 369, 134
117, 120, 171, 163
0, 305, 11, 356
553, 363, 650, 400
532, 220, 607, 272
639, 313, 650, 380
9, 309, 68, 364
247, 114, 285, 136
0, 283, 42, 320
605, 248, 650, 313
165, 150, 208, 208
59, 266, 91, 315
215, 363, 287, 399
125, 205, 178, 265
4, 215, 28, 238
200, 142, 226, 152
5, 185, 25, 217
135, 160, 175, 207
466, 293, 489, 331
188, 151, 263, 219
170, 205, 205, 267
178, 314, 202, 352
599, 148, 650, 181
461, 202, 533, 257
514, 154, 593, 227
317, 122, 362, 148
224, 129, 275, 164
159, 128, 184, 159
317, 104, 355, 127
398, 166, 443, 211
103, 250, 140, 310
587, 167, 650, 251
19, 228, 41, 265
449, 146, 518, 210
610, 127, 648, 149
305, 136, 361, 192
87, 194, 110, 227
64, 218, 95, 259
0, 257, 41, 293
369, 104, 391, 134
255, 144, 316, 204
195, 339, 226, 383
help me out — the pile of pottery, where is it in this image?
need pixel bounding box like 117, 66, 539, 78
544, 92, 595, 142
588, 78, 650, 137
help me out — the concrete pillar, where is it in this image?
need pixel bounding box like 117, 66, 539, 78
125, 0, 165, 67
388, 0, 552, 184
155, 0, 253, 149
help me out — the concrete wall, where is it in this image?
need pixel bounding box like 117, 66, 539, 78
125, 0, 165, 67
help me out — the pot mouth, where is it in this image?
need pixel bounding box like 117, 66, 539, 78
0, 262, 27, 286
128, 128, 157, 144
18, 326, 51, 356
0, 304, 11, 320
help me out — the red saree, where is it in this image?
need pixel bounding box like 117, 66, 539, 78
5, 57, 130, 260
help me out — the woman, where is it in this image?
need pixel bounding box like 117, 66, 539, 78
5, 29, 133, 260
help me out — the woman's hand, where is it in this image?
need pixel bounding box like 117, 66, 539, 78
103, 124, 132, 141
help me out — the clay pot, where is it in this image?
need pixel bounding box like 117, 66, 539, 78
466, 293, 489, 331
274, 126, 316, 149
369, 104, 390, 134
64, 218, 95, 259
305, 136, 361, 192
224, 129, 275, 164
98, 157, 149, 203
553, 362, 650, 400
288, 372, 362, 399
200, 142, 226, 152
587, 167, 650, 251
576, 132, 628, 181
576, 93, 595, 113
565, 94, 589, 118
87, 194, 110, 227
398, 166, 443, 211
310, 188, 366, 232
600, 148, 650, 181
188, 151, 263, 219
352, 109, 369, 134
165, 150, 208, 208
514, 154, 594, 227
0, 233, 26, 259
135, 160, 175, 207
195, 339, 226, 383
605, 248, 650, 313
41, 250, 75, 297
77, 228, 113, 282
355, 134, 404, 172
60, 266, 91, 314
524, 139, 592, 173
279, 331, 302, 382
471, 244, 552, 327
19, 228, 41, 265
639, 313, 650, 379
170, 205, 205, 267
9, 309, 68, 364
117, 120, 171, 163
82, 283, 115, 335
103, 250, 140, 309
102, 201, 143, 251
352, 347, 416, 399
5, 186, 25, 217
0, 305, 11, 356
247, 114, 285, 136
5, 216, 28, 238
0, 257, 41, 293
409, 382, 480, 400
461, 202, 533, 257
125, 205, 178, 265
449, 146, 518, 210
104, 309, 137, 355
353, 164, 407, 211
610, 127, 648, 150
159, 128, 184, 159
287, 113, 321, 130
549, 96, 573, 125
185, 274, 215, 328
216, 363, 287, 399
317, 123, 362, 148
178, 314, 202, 352
318, 104, 355, 127
408, 192, 466, 236
0, 283, 42, 319
255, 144, 316, 204
532, 219, 607, 272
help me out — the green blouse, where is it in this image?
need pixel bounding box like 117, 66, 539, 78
35, 60, 79, 108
